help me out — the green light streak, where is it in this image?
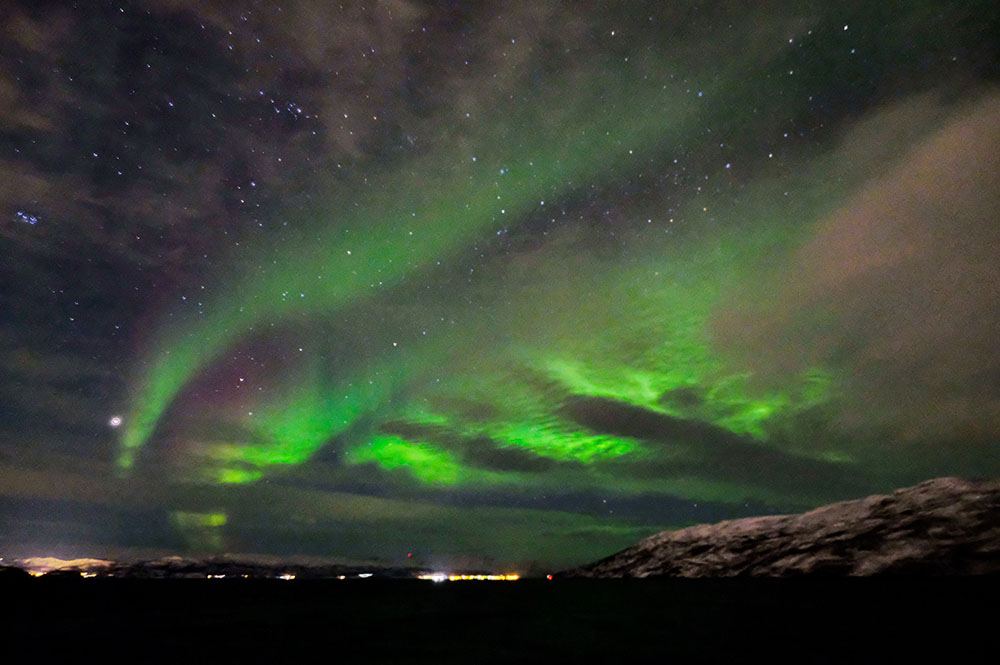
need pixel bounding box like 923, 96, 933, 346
170, 511, 228, 551
349, 435, 464, 485
216, 468, 263, 484
407, 368, 646, 464
171, 511, 227, 528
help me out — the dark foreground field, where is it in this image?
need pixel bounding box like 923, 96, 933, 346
2, 577, 994, 662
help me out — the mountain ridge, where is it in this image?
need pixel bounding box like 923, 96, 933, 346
559, 476, 1000, 577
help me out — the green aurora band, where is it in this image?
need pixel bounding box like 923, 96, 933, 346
118, 25, 961, 513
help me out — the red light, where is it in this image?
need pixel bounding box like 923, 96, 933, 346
546, 574, 553, 581
407, 552, 412, 557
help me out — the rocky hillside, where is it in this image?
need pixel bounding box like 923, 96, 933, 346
561, 477, 1000, 577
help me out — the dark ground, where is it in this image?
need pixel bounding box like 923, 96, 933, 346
1, 577, 994, 662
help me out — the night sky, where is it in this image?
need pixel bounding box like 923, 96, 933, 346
2, 1, 998, 569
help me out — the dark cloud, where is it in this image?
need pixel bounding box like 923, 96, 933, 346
560, 395, 872, 500
561, 395, 753, 450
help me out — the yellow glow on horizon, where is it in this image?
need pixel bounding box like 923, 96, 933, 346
418, 573, 520, 582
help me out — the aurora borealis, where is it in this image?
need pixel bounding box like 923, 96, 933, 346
2, 1, 999, 568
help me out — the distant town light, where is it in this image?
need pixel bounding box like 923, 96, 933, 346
447, 574, 519, 581
418, 573, 520, 582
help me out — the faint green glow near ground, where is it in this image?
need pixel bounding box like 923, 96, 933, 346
170, 511, 228, 551
171, 511, 227, 528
